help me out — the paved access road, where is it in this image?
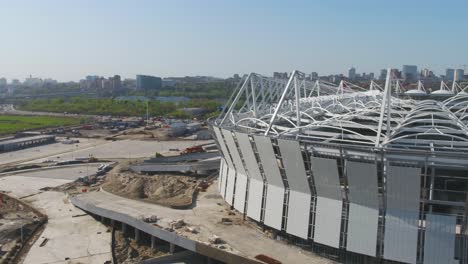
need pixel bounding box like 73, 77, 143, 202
0, 165, 112, 264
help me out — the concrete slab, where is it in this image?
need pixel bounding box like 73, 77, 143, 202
0, 165, 102, 197
28, 139, 213, 162
0, 138, 104, 165
0, 165, 112, 264
74, 184, 334, 264
23, 192, 112, 264
0, 176, 70, 197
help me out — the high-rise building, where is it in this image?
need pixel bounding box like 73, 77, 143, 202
421, 68, 431, 78
24, 75, 43, 87
136, 75, 162, 91
369, 73, 375, 80
273, 72, 288, 79
445, 68, 455, 81
310, 72, 319, 80
402, 65, 418, 81
0, 78, 7, 87
379, 69, 387, 80
454, 69, 464, 81
348, 67, 356, 80
110, 75, 121, 90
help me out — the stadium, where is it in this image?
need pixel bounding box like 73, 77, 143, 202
211, 70, 468, 264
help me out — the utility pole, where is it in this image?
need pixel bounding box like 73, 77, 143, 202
146, 100, 149, 127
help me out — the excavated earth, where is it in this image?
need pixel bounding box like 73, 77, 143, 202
101, 162, 199, 208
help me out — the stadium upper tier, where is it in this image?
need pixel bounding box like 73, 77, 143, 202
216, 70, 468, 153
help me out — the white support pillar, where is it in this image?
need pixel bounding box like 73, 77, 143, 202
294, 75, 301, 128
134, 228, 140, 242
169, 243, 175, 254
251, 77, 257, 118
265, 70, 297, 135
151, 236, 157, 249
375, 68, 392, 148
220, 73, 252, 126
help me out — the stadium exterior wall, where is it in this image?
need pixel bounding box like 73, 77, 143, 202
211, 125, 468, 264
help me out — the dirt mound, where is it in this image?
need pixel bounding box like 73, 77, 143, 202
102, 163, 198, 207
114, 230, 166, 264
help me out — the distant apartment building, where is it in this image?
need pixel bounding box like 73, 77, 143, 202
273, 72, 289, 79
0, 78, 6, 87
379, 69, 387, 80
23, 75, 43, 87
110, 75, 121, 90
136, 75, 162, 91
348, 67, 356, 80
122, 78, 136, 90
421, 68, 434, 78
402, 65, 418, 81
454, 69, 464, 81
445, 68, 455, 81
310, 72, 319, 80
162, 78, 178, 87
43, 78, 58, 85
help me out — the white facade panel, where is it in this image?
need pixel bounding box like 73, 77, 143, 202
246, 178, 263, 221
236, 132, 263, 181
423, 214, 458, 264
222, 129, 246, 175
346, 161, 378, 207
347, 204, 378, 256
310, 157, 341, 200
263, 184, 284, 230
222, 129, 248, 213
233, 173, 248, 212
235, 132, 264, 221
314, 197, 342, 248
213, 127, 234, 168
384, 165, 421, 264
386, 166, 421, 211
218, 159, 226, 197
277, 139, 310, 194
225, 169, 236, 205
383, 209, 419, 264
346, 161, 378, 256
286, 191, 311, 239
253, 135, 284, 187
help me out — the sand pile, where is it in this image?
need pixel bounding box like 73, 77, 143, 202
102, 163, 198, 207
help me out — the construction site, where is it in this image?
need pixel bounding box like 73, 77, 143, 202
211, 70, 468, 264
1, 70, 468, 264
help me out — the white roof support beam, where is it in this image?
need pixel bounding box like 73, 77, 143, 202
220, 73, 252, 126
375, 68, 392, 147
265, 70, 297, 136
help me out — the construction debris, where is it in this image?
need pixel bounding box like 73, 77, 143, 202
141, 215, 158, 223
170, 219, 185, 229
208, 235, 225, 245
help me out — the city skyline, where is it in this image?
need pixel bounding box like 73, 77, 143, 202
1, 0, 467, 81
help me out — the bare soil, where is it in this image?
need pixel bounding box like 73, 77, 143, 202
112, 128, 171, 141
114, 230, 166, 264
101, 162, 199, 208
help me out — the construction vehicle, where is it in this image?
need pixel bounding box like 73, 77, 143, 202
181, 145, 204, 155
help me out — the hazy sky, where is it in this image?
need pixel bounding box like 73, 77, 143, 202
1, 0, 467, 81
